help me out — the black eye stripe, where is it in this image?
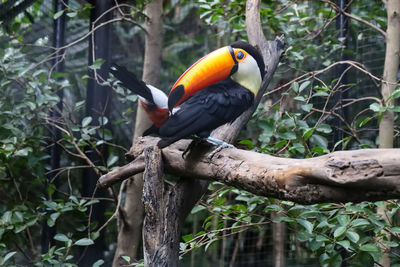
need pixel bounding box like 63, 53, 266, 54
228, 46, 238, 64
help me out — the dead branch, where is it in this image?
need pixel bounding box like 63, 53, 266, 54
98, 136, 400, 204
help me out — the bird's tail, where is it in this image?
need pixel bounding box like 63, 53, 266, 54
110, 64, 154, 104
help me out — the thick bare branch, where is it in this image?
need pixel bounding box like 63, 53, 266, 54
99, 136, 400, 204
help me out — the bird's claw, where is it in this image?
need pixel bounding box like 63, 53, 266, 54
206, 138, 234, 161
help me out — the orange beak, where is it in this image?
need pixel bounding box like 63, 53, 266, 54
168, 46, 240, 111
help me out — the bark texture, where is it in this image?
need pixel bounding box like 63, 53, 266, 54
112, 0, 163, 265
379, 0, 400, 149
98, 136, 400, 204
142, 146, 181, 267
272, 212, 286, 267
377, 1, 400, 266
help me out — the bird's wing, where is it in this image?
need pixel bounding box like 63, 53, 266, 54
158, 79, 254, 147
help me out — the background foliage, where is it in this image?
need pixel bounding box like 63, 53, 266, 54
0, 0, 399, 266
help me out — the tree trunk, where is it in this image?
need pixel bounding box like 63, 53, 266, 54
112, 0, 163, 265
377, 1, 400, 266
379, 0, 400, 148
81, 0, 113, 265
272, 211, 286, 267
142, 146, 181, 266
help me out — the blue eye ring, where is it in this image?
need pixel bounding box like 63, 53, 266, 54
236, 51, 244, 60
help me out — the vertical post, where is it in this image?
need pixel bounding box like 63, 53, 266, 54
333, 0, 350, 150
80, 0, 113, 265
335, 3, 350, 265
42, 0, 68, 254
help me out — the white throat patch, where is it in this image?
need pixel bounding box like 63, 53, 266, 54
231, 55, 262, 96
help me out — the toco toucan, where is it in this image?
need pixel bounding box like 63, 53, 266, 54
111, 41, 265, 149
157, 41, 265, 148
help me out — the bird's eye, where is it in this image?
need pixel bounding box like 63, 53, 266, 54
236, 51, 244, 60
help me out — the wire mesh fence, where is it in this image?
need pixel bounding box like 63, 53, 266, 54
3, 0, 388, 265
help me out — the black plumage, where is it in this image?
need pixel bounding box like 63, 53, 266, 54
158, 79, 254, 148
110, 64, 156, 108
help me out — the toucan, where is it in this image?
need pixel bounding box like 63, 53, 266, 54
157, 40, 265, 148
111, 41, 265, 149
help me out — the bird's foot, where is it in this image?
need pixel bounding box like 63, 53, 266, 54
206, 137, 235, 161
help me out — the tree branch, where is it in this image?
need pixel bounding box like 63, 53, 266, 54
99, 136, 400, 204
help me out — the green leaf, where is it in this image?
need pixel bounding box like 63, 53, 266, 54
310, 240, 323, 251
358, 117, 372, 127
388, 106, 400, 112
391, 227, 400, 233
301, 103, 313, 112
369, 102, 385, 112
205, 239, 217, 251
359, 243, 379, 252
74, 238, 94, 246
294, 96, 306, 102
382, 240, 399, 247
82, 116, 92, 127
92, 259, 104, 267
15, 147, 32, 156
299, 81, 311, 92
106, 155, 118, 167
297, 219, 313, 234
328, 253, 343, 267
291, 81, 299, 93
316, 235, 329, 242
98, 116, 109, 125
387, 88, 400, 102
273, 140, 288, 149
179, 242, 187, 252
351, 218, 370, 227
313, 91, 329, 97
273, 216, 295, 223
316, 124, 332, 134
310, 134, 328, 149
333, 226, 346, 238
67, 12, 77, 18
121, 256, 131, 263
239, 140, 253, 150
182, 234, 194, 242
275, 131, 296, 140
345, 231, 360, 243
1, 251, 17, 265
91, 231, 100, 241
54, 233, 70, 242
126, 95, 138, 102
337, 240, 350, 250
53, 10, 65, 19
191, 205, 206, 214
89, 58, 105, 70
50, 212, 60, 222
337, 215, 350, 226
303, 128, 314, 139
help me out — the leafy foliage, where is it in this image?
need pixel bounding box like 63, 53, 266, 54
0, 0, 399, 266
179, 0, 400, 266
